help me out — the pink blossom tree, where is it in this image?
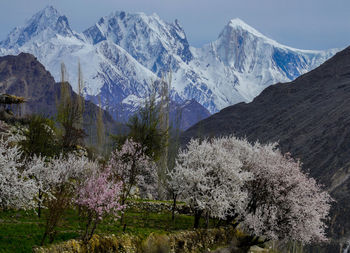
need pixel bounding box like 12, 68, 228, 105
240, 141, 332, 244
107, 138, 157, 205
76, 168, 124, 243
215, 135, 332, 244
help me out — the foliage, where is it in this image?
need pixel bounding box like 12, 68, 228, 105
19, 114, 58, 158
165, 103, 182, 220
0, 134, 38, 210
112, 86, 168, 162
111, 79, 171, 200
107, 139, 157, 204
56, 83, 86, 152
96, 95, 105, 154
56, 63, 86, 153
76, 168, 124, 242
157, 76, 171, 199
0, 94, 26, 105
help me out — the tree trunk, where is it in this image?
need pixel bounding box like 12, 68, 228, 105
88, 220, 98, 241
171, 193, 177, 221
194, 210, 203, 228
83, 213, 93, 243
38, 190, 42, 218
205, 212, 209, 228
40, 231, 48, 246
120, 198, 126, 226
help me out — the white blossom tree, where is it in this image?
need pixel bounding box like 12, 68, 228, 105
169, 138, 252, 228
0, 135, 38, 210
27, 153, 96, 195
26, 154, 97, 217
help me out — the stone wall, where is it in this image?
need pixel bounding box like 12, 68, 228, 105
34, 227, 236, 253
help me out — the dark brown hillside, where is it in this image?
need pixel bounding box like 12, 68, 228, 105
0, 52, 117, 137
182, 46, 350, 239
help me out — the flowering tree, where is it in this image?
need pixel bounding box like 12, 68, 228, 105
27, 153, 94, 196
25, 155, 49, 217
169, 138, 252, 228
107, 138, 156, 205
172, 135, 332, 243
76, 168, 124, 243
0, 135, 38, 210
240, 141, 332, 243
26, 153, 96, 216
31, 153, 97, 245
210, 136, 332, 243
166, 166, 184, 221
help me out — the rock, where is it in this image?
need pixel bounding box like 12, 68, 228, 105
249, 245, 270, 252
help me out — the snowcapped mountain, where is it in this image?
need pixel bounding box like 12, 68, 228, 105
83, 11, 193, 72
0, 6, 339, 118
191, 18, 337, 105
0, 6, 76, 49
0, 6, 160, 120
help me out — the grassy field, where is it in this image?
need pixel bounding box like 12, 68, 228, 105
0, 202, 215, 252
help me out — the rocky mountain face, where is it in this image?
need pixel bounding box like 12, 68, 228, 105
182, 46, 350, 241
0, 52, 208, 134
0, 52, 116, 135
0, 6, 338, 125
169, 99, 211, 131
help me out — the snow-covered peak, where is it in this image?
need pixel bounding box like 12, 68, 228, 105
221, 18, 335, 54
0, 6, 74, 49
31, 5, 61, 23
207, 18, 336, 74
217, 18, 281, 50
83, 10, 192, 73
227, 18, 264, 37
84, 10, 173, 45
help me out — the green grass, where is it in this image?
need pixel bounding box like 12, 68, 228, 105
0, 205, 216, 252
128, 198, 186, 205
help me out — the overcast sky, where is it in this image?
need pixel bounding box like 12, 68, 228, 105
0, 0, 349, 50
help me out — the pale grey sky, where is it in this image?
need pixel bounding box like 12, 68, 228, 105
0, 0, 349, 50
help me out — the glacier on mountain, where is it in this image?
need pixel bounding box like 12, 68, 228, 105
0, 6, 340, 116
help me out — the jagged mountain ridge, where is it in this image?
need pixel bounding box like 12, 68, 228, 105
182, 46, 350, 241
0, 6, 75, 48
0, 6, 339, 117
